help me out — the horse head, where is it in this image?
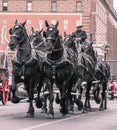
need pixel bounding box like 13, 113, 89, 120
63, 32, 78, 54
9, 19, 27, 51
82, 41, 93, 54
63, 32, 74, 46
43, 20, 61, 52
29, 27, 43, 46
82, 41, 97, 64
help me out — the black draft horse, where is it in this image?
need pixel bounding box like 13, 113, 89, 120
63, 32, 84, 111
81, 42, 101, 103
95, 60, 110, 110
8, 20, 43, 117
29, 27, 48, 113
42, 20, 78, 116
83, 42, 110, 110
63, 36, 96, 112
29, 27, 45, 51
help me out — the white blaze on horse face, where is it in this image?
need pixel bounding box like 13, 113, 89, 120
48, 27, 53, 31
15, 26, 19, 29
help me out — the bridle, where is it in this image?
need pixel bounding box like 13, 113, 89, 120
10, 24, 26, 45
45, 26, 63, 53
63, 35, 73, 46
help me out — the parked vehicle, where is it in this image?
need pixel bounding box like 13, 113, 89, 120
0, 68, 9, 105
108, 80, 117, 100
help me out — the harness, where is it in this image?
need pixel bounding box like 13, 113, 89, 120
45, 48, 71, 66
12, 45, 43, 80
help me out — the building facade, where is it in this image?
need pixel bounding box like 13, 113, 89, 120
0, 0, 117, 78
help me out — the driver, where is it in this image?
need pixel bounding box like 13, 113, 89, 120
72, 24, 87, 45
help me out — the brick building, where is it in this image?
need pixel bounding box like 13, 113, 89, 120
0, 0, 117, 78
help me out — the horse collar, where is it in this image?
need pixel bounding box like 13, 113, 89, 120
13, 48, 38, 66
46, 53, 64, 65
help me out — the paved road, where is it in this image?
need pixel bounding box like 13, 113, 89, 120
0, 99, 117, 130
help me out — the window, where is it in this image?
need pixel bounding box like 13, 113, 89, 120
63, 20, 68, 30
38, 20, 44, 30
3, 1, 8, 11
51, 2, 57, 12
76, 2, 82, 12
27, 1, 32, 11
76, 20, 81, 27
51, 20, 56, 25
2, 19, 7, 27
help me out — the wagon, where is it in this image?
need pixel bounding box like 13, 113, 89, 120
0, 68, 9, 105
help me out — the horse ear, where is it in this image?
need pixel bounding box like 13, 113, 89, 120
22, 20, 27, 26
64, 32, 66, 37
39, 28, 43, 34
31, 27, 34, 33
90, 41, 93, 46
55, 21, 59, 28
45, 20, 49, 27
15, 19, 18, 25
43, 31, 46, 38
9, 28, 12, 35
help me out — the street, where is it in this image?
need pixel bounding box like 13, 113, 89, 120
0, 99, 117, 130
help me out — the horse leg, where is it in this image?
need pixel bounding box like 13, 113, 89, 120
48, 82, 54, 117
60, 84, 69, 115
93, 83, 101, 104
99, 82, 107, 110
67, 90, 74, 113
69, 95, 74, 113
75, 80, 83, 111
55, 93, 61, 104
26, 81, 35, 118
74, 78, 83, 111
41, 94, 48, 113
10, 83, 20, 104
35, 78, 43, 109
69, 75, 79, 112
83, 82, 91, 113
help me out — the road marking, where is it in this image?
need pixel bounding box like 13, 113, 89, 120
19, 114, 88, 130
19, 106, 117, 130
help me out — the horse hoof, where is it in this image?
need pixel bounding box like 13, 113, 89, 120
78, 106, 83, 111
55, 98, 60, 104
48, 113, 54, 118
69, 105, 74, 112
47, 110, 54, 118
94, 97, 101, 104
26, 112, 34, 118
41, 108, 48, 113
99, 107, 104, 111
35, 98, 43, 108
82, 110, 88, 114
11, 96, 20, 104
60, 108, 68, 115
75, 99, 83, 110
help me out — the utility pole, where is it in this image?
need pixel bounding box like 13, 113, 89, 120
103, 44, 110, 109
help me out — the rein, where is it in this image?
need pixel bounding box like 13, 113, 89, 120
46, 35, 63, 53
15, 45, 63, 53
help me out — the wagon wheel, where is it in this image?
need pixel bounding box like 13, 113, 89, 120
1, 78, 9, 105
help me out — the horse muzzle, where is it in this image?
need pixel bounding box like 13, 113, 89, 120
9, 43, 16, 51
